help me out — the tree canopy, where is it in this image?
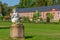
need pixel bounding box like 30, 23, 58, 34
17, 0, 58, 8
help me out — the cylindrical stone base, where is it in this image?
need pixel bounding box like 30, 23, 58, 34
10, 23, 24, 39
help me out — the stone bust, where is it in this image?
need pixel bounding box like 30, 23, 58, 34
11, 8, 20, 24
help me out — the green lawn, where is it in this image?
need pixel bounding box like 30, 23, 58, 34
0, 22, 60, 40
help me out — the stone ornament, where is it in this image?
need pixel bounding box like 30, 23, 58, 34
11, 8, 20, 24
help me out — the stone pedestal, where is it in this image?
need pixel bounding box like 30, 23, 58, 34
10, 23, 24, 39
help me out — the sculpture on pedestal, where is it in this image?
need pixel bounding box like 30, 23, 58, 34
10, 8, 24, 39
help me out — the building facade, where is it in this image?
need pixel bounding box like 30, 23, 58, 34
10, 5, 60, 22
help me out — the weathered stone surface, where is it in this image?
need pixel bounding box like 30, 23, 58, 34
10, 23, 24, 39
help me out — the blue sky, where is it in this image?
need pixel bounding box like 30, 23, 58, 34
0, 0, 20, 6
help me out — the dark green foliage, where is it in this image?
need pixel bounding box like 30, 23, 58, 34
46, 17, 50, 23
0, 16, 3, 21
20, 16, 30, 23
46, 13, 54, 23
18, 0, 33, 8
0, 1, 13, 17
17, 0, 57, 8
33, 10, 39, 19
59, 19, 60, 23
57, 0, 60, 4
46, 13, 53, 19
40, 18, 43, 22
33, 10, 42, 23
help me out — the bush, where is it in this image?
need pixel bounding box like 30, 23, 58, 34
40, 18, 43, 22
0, 16, 3, 21
4, 16, 10, 21
20, 16, 30, 23
59, 19, 60, 23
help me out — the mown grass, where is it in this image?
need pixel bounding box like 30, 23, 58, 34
0, 22, 60, 40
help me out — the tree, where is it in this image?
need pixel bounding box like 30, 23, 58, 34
57, 0, 60, 4
0, 1, 15, 21
43, 0, 55, 6
33, 10, 42, 23
53, 0, 57, 5
32, 0, 55, 7
47, 0, 54, 6
19, 0, 25, 8
1, 3, 11, 16
35, 0, 45, 7
17, 0, 58, 8
35, 0, 56, 7
2, 3, 9, 16
18, 0, 33, 8
0, 1, 2, 14
33, 10, 39, 20
46, 13, 53, 23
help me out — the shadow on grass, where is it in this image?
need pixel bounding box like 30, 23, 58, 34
2, 36, 33, 40
25, 36, 33, 39
0, 27, 10, 29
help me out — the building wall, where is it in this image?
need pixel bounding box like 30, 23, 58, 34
10, 10, 60, 21
41, 11, 60, 21
54, 11, 60, 20
18, 12, 34, 19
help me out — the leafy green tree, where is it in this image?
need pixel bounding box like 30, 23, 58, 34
46, 13, 53, 23
35, 0, 45, 7
17, 0, 57, 8
2, 3, 9, 16
0, 1, 15, 21
0, 3, 8, 16
19, 0, 25, 8
33, 10, 39, 20
0, 1, 2, 14
0, 16, 3, 21
1, 3, 11, 16
18, 0, 33, 8
57, 0, 60, 4
43, 0, 55, 6
35, 0, 56, 6
48, 0, 54, 6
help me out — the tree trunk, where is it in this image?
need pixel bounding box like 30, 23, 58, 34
46, 17, 50, 23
